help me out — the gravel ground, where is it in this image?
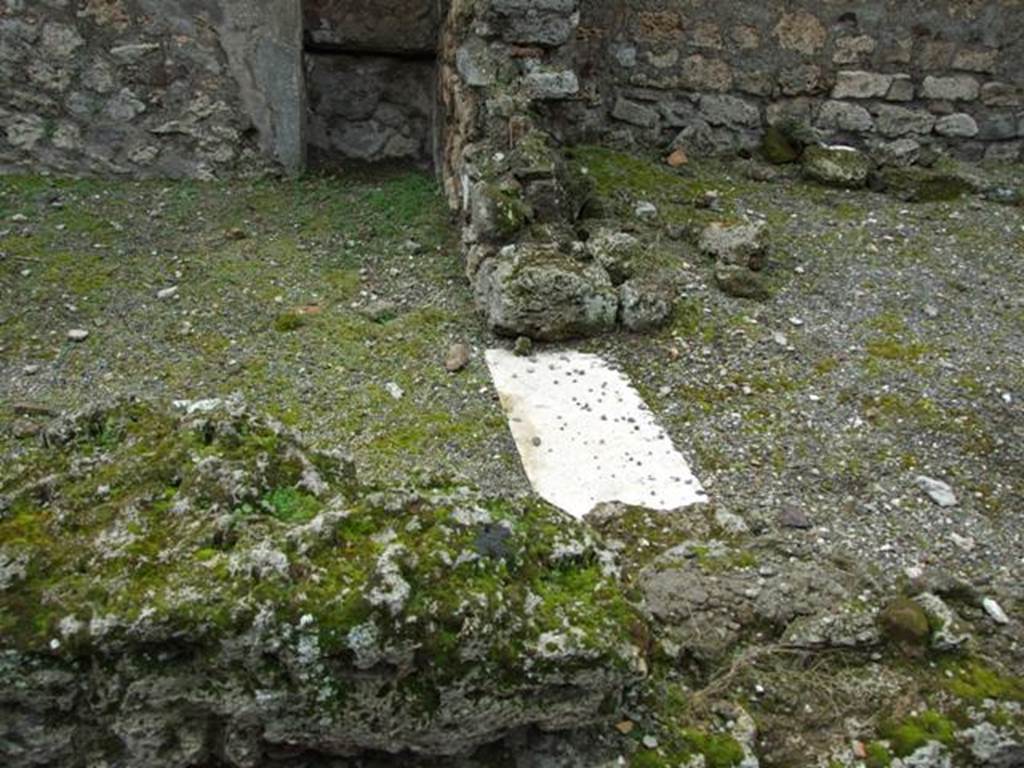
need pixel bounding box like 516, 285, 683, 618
2, 158, 1022, 580
569, 151, 1024, 586
2, 156, 1023, 766
0, 170, 527, 494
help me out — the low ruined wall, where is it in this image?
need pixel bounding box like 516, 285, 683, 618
0, 0, 303, 179
558, 0, 1024, 163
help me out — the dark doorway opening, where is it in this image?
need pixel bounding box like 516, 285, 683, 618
302, 1, 442, 172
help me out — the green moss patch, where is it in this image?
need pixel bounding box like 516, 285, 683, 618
942, 659, 1024, 703
881, 710, 956, 757
0, 400, 644, 692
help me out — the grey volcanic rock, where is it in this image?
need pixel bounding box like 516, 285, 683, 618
699, 221, 770, 299
619, 277, 675, 331
475, 243, 619, 340
802, 145, 871, 188
0, 400, 645, 766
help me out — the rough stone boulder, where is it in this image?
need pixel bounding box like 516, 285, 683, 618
699, 221, 770, 299
802, 144, 871, 189
871, 166, 977, 203
587, 229, 644, 286
474, 243, 620, 340
619, 277, 675, 332
639, 538, 879, 669
0, 400, 645, 767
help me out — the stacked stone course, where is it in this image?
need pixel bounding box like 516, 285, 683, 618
0, 0, 305, 178
563, 1, 1024, 164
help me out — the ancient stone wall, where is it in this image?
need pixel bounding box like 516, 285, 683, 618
558, 0, 1024, 164
305, 54, 437, 169
302, 0, 441, 170
4, 1, 1021, 180
303, 0, 441, 53
0, 0, 304, 179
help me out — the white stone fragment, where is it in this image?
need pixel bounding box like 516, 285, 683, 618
916, 475, 957, 507
982, 597, 1009, 625
485, 349, 706, 520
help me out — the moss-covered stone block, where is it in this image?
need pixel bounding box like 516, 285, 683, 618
802, 145, 871, 189
878, 596, 930, 651
761, 125, 801, 165
0, 399, 646, 763
874, 167, 976, 203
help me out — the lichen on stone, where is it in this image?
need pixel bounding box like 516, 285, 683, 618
0, 398, 646, 762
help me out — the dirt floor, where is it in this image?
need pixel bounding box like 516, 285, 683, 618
2, 154, 1023, 767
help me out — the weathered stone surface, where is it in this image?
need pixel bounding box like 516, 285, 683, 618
978, 114, 1020, 141
816, 100, 874, 133
952, 47, 998, 74
714, 262, 769, 299
984, 141, 1023, 164
981, 82, 1023, 107
619, 278, 675, 331
873, 104, 937, 137
778, 63, 822, 96
699, 221, 769, 269
490, 0, 579, 47
761, 124, 802, 164
886, 75, 916, 102
875, 167, 976, 202
935, 113, 979, 138
641, 540, 873, 666
680, 54, 733, 92
612, 96, 659, 128
474, 244, 619, 340
832, 71, 893, 100
306, 55, 436, 169
802, 145, 871, 188
304, 0, 439, 52
699, 94, 761, 129
833, 35, 877, 64
773, 11, 827, 55
878, 597, 930, 650
872, 138, 921, 168
700, 221, 770, 299
921, 75, 980, 102
587, 229, 643, 285
0, 400, 645, 765
456, 39, 497, 87
523, 69, 580, 100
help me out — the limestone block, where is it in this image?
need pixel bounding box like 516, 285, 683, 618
523, 70, 579, 100
934, 113, 979, 138
832, 71, 894, 99
833, 35, 876, 65
815, 100, 874, 133
952, 47, 997, 74
921, 75, 980, 102
699, 94, 761, 129
612, 96, 659, 128
873, 104, 936, 137
773, 11, 826, 55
